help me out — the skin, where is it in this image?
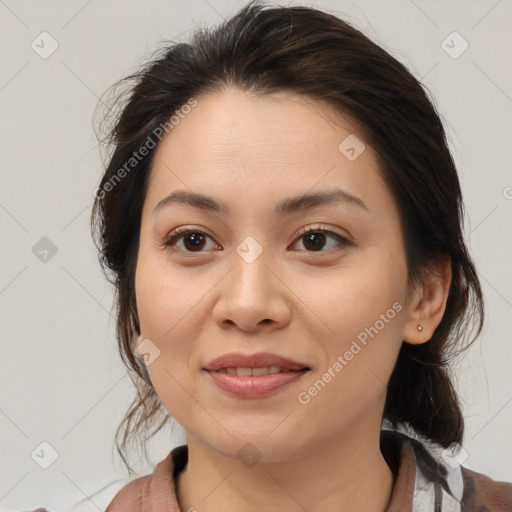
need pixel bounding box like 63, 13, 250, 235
134, 87, 452, 512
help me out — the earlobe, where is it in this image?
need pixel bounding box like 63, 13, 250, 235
402, 257, 452, 345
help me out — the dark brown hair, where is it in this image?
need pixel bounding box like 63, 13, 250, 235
91, 0, 484, 474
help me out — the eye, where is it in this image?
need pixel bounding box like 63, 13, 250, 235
291, 225, 352, 252
162, 224, 352, 254
162, 227, 219, 253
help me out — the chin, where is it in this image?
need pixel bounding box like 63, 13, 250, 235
199, 427, 309, 466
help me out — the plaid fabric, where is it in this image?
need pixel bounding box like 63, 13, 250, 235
382, 423, 512, 511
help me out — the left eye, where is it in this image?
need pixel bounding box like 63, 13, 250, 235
163, 227, 351, 253
291, 228, 350, 252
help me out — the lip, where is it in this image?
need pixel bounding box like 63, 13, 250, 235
204, 369, 309, 398
202, 351, 311, 399
203, 351, 310, 371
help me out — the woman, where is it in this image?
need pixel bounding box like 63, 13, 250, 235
84, 1, 512, 511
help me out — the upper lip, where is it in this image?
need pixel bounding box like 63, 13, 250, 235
203, 352, 310, 371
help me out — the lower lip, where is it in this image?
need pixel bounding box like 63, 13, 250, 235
204, 369, 309, 398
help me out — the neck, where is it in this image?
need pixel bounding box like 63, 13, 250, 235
176, 425, 394, 512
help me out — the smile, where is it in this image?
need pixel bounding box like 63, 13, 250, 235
204, 368, 310, 398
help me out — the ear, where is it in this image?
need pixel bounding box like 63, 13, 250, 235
402, 256, 452, 345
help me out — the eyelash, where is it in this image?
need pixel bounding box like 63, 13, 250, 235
161, 224, 352, 254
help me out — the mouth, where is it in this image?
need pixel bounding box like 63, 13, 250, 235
202, 352, 311, 397
203, 364, 310, 398
207, 366, 310, 376
203, 351, 311, 373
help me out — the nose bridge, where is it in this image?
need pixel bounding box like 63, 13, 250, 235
213, 235, 289, 329
231, 234, 274, 300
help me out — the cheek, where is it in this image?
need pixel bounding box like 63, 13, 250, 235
302, 250, 407, 403
134, 250, 208, 392
135, 248, 203, 341
135, 257, 202, 423
297, 305, 405, 437
315, 251, 407, 339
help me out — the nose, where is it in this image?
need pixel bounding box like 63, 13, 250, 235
212, 247, 292, 333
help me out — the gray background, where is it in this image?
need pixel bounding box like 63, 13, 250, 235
1, 0, 511, 510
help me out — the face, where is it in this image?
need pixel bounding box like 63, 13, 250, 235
135, 88, 413, 462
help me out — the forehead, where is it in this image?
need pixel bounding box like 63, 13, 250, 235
144, 88, 394, 221
153, 88, 365, 162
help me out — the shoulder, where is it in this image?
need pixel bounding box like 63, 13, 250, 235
104, 474, 150, 511
383, 427, 512, 511
105, 445, 185, 511
460, 465, 512, 511
24, 475, 153, 512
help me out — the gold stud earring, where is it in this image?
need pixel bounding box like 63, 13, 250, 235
417, 324, 423, 332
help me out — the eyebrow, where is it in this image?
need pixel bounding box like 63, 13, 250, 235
152, 188, 369, 218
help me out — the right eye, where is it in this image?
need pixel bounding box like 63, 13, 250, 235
162, 227, 220, 253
